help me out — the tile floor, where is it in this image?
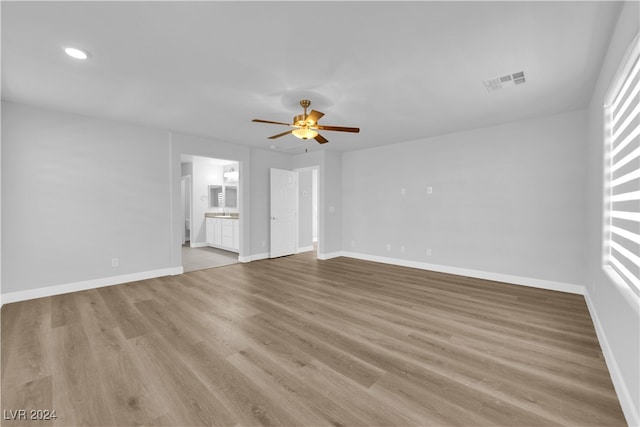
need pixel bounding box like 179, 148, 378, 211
181, 243, 239, 272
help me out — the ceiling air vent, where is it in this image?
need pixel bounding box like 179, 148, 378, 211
483, 71, 526, 92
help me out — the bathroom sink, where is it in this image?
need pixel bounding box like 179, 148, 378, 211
214, 215, 235, 218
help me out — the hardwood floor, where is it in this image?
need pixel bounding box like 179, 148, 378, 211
1, 252, 626, 426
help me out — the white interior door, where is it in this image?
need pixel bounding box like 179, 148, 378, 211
270, 168, 297, 258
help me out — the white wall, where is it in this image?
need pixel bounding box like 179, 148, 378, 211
342, 110, 588, 288
1, 101, 173, 296
585, 2, 639, 425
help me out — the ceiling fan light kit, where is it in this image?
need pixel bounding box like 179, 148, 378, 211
252, 99, 359, 145
292, 128, 318, 140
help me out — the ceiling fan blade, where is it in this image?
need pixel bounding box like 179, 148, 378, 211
306, 110, 325, 125
317, 125, 360, 133
252, 119, 292, 126
314, 133, 329, 144
268, 129, 294, 139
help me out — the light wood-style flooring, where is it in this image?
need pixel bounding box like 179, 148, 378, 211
1, 252, 626, 426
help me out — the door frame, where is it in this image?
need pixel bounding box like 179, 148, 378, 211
181, 174, 192, 245
178, 154, 242, 267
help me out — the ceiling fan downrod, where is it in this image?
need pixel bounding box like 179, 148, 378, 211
294, 99, 312, 127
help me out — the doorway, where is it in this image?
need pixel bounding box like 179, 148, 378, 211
270, 166, 319, 259
181, 154, 241, 272
295, 166, 319, 256
181, 175, 191, 245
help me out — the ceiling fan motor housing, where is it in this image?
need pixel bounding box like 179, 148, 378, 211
294, 114, 309, 127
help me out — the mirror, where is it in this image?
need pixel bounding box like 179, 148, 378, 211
225, 186, 237, 208
208, 185, 223, 208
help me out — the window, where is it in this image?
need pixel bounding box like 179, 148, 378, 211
604, 33, 640, 296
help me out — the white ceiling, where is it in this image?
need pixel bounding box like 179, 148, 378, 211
1, 1, 622, 154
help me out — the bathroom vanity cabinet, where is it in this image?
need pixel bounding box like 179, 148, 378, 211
205, 216, 239, 253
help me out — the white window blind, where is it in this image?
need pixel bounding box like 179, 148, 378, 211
604, 33, 640, 296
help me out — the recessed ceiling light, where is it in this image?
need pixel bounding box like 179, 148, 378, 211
64, 47, 89, 60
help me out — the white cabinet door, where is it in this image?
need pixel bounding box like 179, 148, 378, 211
213, 218, 222, 246
222, 219, 233, 248
205, 218, 214, 245
232, 219, 239, 251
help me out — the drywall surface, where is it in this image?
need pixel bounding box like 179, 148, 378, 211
323, 150, 343, 255
1, 101, 172, 294
297, 168, 313, 249
342, 109, 588, 286
586, 1, 639, 424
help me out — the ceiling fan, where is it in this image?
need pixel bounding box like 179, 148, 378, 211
252, 99, 360, 144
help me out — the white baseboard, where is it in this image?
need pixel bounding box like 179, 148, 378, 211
238, 252, 269, 263
339, 251, 585, 295
584, 291, 639, 427
297, 245, 314, 253
0, 267, 183, 306
317, 251, 343, 260
190, 242, 208, 248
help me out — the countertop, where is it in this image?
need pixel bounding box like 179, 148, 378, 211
205, 213, 239, 219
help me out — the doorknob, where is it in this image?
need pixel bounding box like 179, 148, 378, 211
271, 217, 276, 220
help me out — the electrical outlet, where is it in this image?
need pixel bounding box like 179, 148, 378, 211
400, 245, 405, 253
261, 240, 266, 247
401, 187, 406, 195
111, 257, 119, 267
426, 248, 432, 256
427, 186, 433, 194
386, 244, 391, 251
351, 240, 356, 247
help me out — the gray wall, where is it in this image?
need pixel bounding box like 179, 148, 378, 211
342, 109, 588, 286
586, 1, 639, 424
323, 151, 343, 255
2, 101, 173, 293
297, 168, 313, 249
0, 102, 319, 297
